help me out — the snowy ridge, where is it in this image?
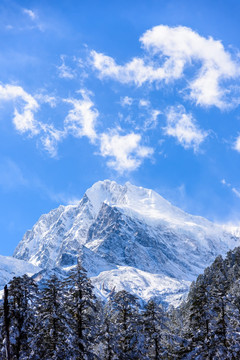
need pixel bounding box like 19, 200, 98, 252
91, 266, 190, 307
0, 255, 41, 289
9, 180, 240, 305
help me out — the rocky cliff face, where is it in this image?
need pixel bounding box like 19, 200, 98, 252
12, 180, 240, 305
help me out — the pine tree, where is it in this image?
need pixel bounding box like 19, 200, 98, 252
0, 299, 4, 359
2, 285, 11, 360
209, 255, 236, 359
96, 299, 119, 360
167, 305, 189, 359
108, 290, 143, 360
7, 275, 38, 360
143, 300, 169, 359
32, 274, 68, 360
182, 275, 213, 359
176, 249, 240, 359
64, 260, 97, 360
227, 280, 240, 358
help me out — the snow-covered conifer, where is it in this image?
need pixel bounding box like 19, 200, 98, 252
7, 275, 37, 360
108, 290, 143, 359
142, 300, 169, 359
63, 260, 97, 360
31, 274, 68, 360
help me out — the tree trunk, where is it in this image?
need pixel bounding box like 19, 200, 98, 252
3, 285, 11, 360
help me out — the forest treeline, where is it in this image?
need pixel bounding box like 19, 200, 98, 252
1, 247, 240, 359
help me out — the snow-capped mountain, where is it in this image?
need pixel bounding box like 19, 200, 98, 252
12, 180, 240, 305
0, 255, 41, 290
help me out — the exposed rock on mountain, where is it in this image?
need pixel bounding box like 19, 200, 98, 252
11, 180, 240, 305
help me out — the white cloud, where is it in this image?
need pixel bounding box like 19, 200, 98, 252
139, 99, 150, 107
142, 26, 240, 108
23, 9, 36, 20
58, 56, 76, 79
221, 179, 227, 186
0, 83, 153, 173
35, 93, 57, 107
144, 109, 161, 130
120, 96, 133, 106
40, 124, 65, 158
234, 135, 240, 152
221, 178, 240, 199
99, 129, 153, 172
91, 50, 166, 86
22, 8, 45, 31
64, 90, 98, 142
232, 187, 240, 198
163, 105, 208, 151
0, 84, 65, 157
0, 84, 40, 135
0, 85, 99, 158
91, 25, 239, 109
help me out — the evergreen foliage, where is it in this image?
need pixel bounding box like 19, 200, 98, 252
107, 290, 143, 359
95, 300, 118, 360
63, 261, 97, 360
31, 274, 68, 360
143, 300, 169, 359
1, 249, 240, 359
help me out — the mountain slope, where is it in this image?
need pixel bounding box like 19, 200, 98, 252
12, 180, 240, 305
0, 255, 41, 289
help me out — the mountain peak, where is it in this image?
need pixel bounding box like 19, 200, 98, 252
85, 180, 204, 228
85, 179, 127, 214
12, 180, 240, 305
85, 179, 176, 220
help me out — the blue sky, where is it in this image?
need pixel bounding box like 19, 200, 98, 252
1, 0, 240, 255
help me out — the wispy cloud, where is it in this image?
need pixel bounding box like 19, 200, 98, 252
0, 159, 27, 191
64, 90, 98, 143
120, 96, 133, 106
57, 55, 76, 79
91, 50, 166, 86
91, 25, 240, 109
233, 135, 240, 152
23, 9, 37, 20
144, 109, 161, 130
232, 187, 240, 198
118, 95, 161, 131
163, 105, 208, 152
40, 124, 65, 158
221, 178, 230, 187
35, 93, 57, 107
0, 84, 65, 157
221, 178, 240, 199
0, 75, 169, 173
33, 178, 81, 205
22, 8, 44, 31
0, 83, 154, 173
0, 84, 101, 157
0, 84, 40, 135
139, 99, 150, 108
